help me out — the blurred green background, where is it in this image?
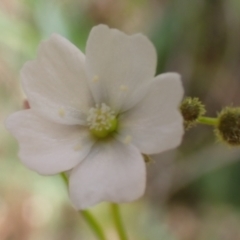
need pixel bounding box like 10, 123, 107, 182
1, 0, 240, 239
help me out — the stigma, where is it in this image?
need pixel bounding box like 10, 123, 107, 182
87, 103, 118, 138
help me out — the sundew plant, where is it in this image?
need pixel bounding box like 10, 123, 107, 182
2, 0, 240, 239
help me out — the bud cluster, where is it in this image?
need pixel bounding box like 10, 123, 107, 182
215, 107, 240, 146
180, 97, 206, 129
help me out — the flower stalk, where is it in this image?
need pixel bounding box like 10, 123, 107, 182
81, 210, 107, 240
110, 203, 128, 240
197, 116, 218, 126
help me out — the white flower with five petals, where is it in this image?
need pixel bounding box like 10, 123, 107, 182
6, 25, 184, 209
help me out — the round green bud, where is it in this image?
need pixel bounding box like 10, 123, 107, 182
180, 97, 206, 129
215, 107, 240, 146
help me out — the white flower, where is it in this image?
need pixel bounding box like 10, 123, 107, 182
6, 25, 184, 209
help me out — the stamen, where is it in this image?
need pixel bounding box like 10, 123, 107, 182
58, 108, 65, 118
92, 75, 99, 83
119, 85, 128, 91
123, 135, 132, 144
74, 144, 82, 151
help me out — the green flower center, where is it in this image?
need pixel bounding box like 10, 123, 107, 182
87, 103, 118, 138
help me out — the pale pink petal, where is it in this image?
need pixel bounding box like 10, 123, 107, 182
118, 73, 184, 154
21, 34, 93, 125
69, 139, 146, 209
6, 110, 95, 175
85, 25, 157, 113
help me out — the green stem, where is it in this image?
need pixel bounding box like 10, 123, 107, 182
110, 203, 128, 240
197, 116, 218, 126
60, 173, 107, 240
81, 210, 107, 240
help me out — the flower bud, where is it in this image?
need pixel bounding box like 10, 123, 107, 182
215, 107, 240, 146
180, 97, 206, 129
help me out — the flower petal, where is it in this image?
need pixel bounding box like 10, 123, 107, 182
69, 139, 146, 209
21, 34, 93, 125
85, 24, 157, 113
119, 73, 184, 154
6, 110, 94, 175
